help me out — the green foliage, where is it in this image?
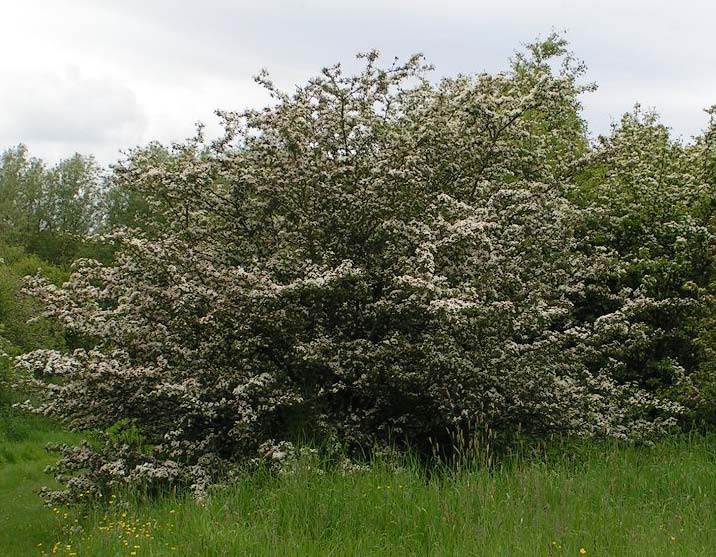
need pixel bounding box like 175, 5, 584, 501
0, 245, 66, 352
0, 145, 106, 264
104, 145, 170, 234
0, 244, 67, 412
0, 328, 15, 404
0, 145, 45, 244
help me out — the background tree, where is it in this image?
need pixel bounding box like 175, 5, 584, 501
0, 146, 106, 264
0, 145, 46, 246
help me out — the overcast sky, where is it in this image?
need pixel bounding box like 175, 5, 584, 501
1, 0, 714, 165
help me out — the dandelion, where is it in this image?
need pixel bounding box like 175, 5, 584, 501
579, 549, 587, 555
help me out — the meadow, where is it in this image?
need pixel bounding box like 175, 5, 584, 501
3, 407, 716, 556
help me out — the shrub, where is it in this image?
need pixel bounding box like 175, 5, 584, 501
16, 37, 689, 502
571, 106, 716, 422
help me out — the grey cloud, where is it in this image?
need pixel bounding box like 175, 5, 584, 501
1, 0, 714, 163
0, 67, 147, 156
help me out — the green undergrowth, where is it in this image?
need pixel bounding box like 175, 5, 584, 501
3, 414, 716, 556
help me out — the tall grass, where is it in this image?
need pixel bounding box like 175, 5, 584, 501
3, 425, 715, 556
0, 413, 83, 556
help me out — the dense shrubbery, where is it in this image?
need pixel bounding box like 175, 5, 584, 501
0, 246, 67, 393
11, 36, 716, 502
573, 107, 716, 425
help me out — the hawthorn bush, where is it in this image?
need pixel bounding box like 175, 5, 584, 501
15, 36, 715, 502
573, 106, 716, 424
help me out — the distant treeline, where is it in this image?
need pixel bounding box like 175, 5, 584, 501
0, 144, 153, 264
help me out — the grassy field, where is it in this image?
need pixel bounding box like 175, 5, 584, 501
0, 409, 83, 556
2, 410, 716, 556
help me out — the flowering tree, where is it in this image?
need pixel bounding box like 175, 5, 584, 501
16, 36, 686, 502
